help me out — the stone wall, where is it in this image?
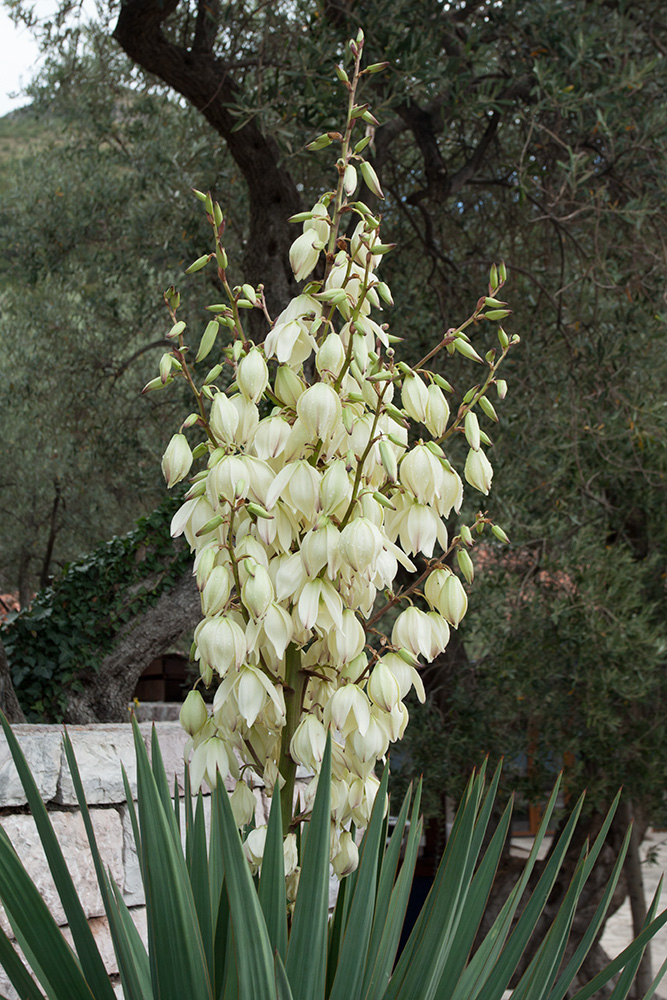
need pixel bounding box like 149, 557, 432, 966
0, 721, 271, 999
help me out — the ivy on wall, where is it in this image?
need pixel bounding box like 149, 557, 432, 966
1, 497, 191, 721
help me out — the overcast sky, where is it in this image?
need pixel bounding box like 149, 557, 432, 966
0, 8, 42, 116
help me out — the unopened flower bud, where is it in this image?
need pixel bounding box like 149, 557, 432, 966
289, 228, 321, 281
439, 573, 468, 628
297, 382, 342, 439
161, 434, 193, 488
230, 780, 257, 829
401, 373, 428, 423
275, 365, 305, 407
457, 548, 474, 584
316, 333, 346, 378
379, 440, 398, 482
464, 447, 493, 495
179, 690, 208, 736
241, 563, 274, 619
332, 830, 359, 877
459, 524, 473, 547
344, 163, 358, 197
424, 385, 450, 437
479, 395, 499, 422
492, 524, 510, 544
464, 411, 481, 451
237, 348, 268, 403
201, 564, 232, 615
454, 338, 484, 363
359, 160, 384, 199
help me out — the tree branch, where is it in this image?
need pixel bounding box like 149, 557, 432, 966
113, 0, 302, 315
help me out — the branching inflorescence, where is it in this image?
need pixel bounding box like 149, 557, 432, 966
147, 30, 518, 885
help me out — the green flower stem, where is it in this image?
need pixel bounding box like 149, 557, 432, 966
279, 643, 307, 833
339, 380, 390, 529
437, 343, 511, 445
326, 46, 364, 259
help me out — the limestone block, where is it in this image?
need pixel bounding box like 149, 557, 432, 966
60, 907, 147, 977
0, 808, 124, 931
0, 908, 148, 1000
0, 937, 31, 1000
0, 725, 63, 806
57, 726, 137, 805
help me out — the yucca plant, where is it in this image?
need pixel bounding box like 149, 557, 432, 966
1, 712, 666, 1000
3, 24, 666, 1000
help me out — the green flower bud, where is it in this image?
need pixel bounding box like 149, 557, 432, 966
459, 524, 473, 547
479, 395, 499, 421
306, 133, 333, 151
492, 524, 510, 544
457, 548, 474, 584
359, 159, 384, 198
454, 337, 484, 363
195, 320, 220, 363
167, 320, 186, 340
185, 254, 211, 274
439, 573, 468, 628
379, 440, 398, 482
464, 411, 481, 451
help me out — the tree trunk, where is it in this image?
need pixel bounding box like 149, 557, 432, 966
620, 800, 653, 998
63, 570, 201, 723
18, 546, 32, 610
0, 636, 26, 723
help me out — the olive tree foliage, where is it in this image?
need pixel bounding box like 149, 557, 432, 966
0, 21, 244, 599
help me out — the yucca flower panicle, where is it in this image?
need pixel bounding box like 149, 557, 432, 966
157, 35, 517, 876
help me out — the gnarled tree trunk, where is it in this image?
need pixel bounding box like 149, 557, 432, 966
63, 570, 201, 723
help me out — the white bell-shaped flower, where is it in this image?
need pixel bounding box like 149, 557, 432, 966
237, 348, 269, 404
195, 616, 247, 676
161, 433, 193, 488
464, 447, 493, 495
290, 714, 327, 771
209, 392, 240, 444
401, 373, 429, 423
297, 382, 342, 440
